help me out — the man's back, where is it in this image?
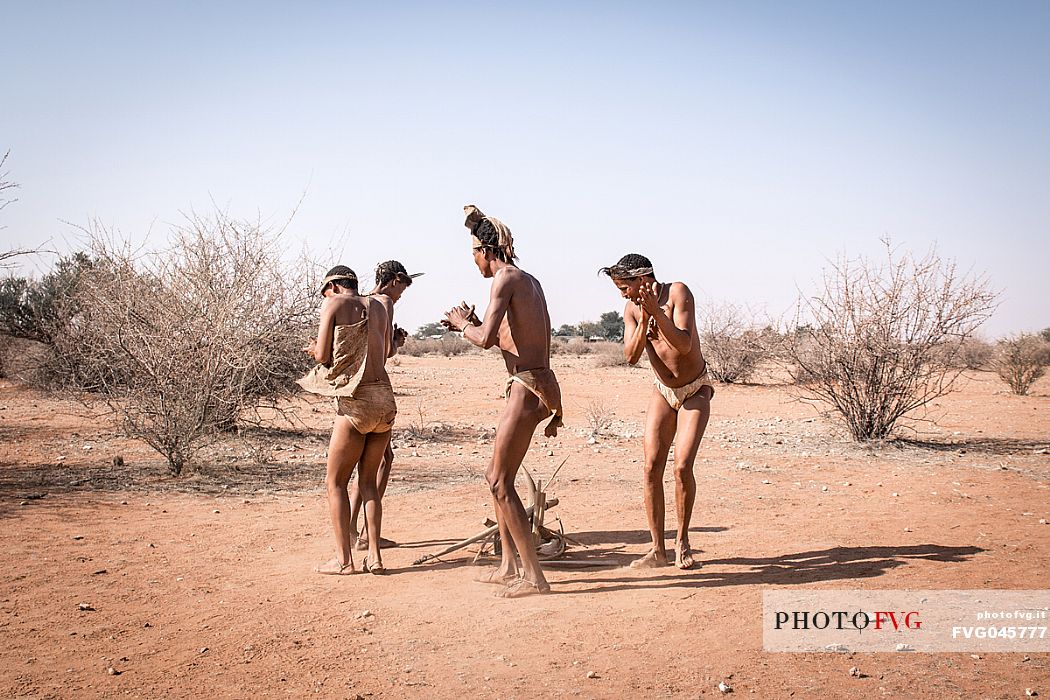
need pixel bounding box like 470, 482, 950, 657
326, 294, 391, 383
495, 266, 551, 374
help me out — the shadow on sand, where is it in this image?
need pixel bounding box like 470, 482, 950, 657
545, 543, 985, 594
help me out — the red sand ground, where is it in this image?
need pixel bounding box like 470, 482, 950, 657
2, 355, 1048, 698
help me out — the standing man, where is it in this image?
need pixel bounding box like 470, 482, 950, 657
299, 266, 396, 575
443, 205, 563, 598
349, 260, 423, 551
600, 254, 714, 570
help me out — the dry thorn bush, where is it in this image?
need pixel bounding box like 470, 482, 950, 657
585, 399, 614, 437
994, 334, 1049, 395
700, 302, 771, 383
786, 240, 997, 441
52, 210, 317, 474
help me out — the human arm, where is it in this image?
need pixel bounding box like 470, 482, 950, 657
638, 281, 693, 355
622, 302, 648, 365
444, 272, 511, 349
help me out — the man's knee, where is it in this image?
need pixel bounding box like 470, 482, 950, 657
643, 458, 665, 480
673, 458, 696, 480
487, 472, 514, 500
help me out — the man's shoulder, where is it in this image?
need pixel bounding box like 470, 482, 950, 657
668, 280, 694, 299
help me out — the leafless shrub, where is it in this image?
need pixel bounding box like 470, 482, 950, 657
400, 334, 475, 357
951, 337, 995, 371
585, 399, 614, 437
786, 240, 997, 441
0, 149, 18, 223
994, 334, 1050, 395
700, 302, 770, 383
593, 345, 631, 368
550, 337, 595, 355
52, 211, 316, 474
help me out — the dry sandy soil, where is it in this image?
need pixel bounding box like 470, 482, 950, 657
1, 354, 1048, 699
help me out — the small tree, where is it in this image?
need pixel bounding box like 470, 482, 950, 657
415, 321, 446, 338
598, 311, 625, 341
700, 302, 769, 383
787, 240, 997, 441
56, 211, 316, 474
994, 334, 1049, 395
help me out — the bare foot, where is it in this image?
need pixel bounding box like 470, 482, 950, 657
473, 567, 518, 585
356, 535, 397, 551
629, 548, 670, 569
314, 558, 356, 575
675, 541, 696, 570
494, 578, 550, 598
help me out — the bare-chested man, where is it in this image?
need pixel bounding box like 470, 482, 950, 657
300, 266, 395, 575
443, 205, 564, 598
600, 254, 714, 570
348, 260, 422, 552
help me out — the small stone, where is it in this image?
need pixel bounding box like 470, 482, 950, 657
199, 647, 208, 654
762, 479, 771, 485
72, 535, 84, 540
891, 492, 899, 497
849, 666, 861, 677
587, 436, 597, 444
548, 450, 554, 456
1040, 519, 1047, 525
586, 671, 598, 679
107, 666, 120, 676
359, 610, 373, 618
970, 654, 981, 660
718, 681, 733, 693
143, 622, 151, 628
212, 509, 220, 514
57, 455, 67, 461
112, 455, 124, 466
821, 486, 828, 492
904, 527, 912, 532
1025, 689, 1037, 697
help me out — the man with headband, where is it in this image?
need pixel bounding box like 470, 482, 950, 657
600, 254, 714, 570
298, 265, 396, 575
348, 260, 423, 552
443, 205, 563, 598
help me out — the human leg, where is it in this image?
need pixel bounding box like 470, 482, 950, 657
353, 443, 397, 550
357, 430, 392, 572
487, 383, 549, 596
320, 418, 366, 572
672, 387, 712, 569
631, 387, 678, 569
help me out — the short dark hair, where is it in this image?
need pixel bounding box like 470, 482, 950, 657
322, 265, 358, 293
375, 260, 414, 289
598, 253, 654, 279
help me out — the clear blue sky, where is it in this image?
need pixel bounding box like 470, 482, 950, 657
2, 1, 1048, 336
